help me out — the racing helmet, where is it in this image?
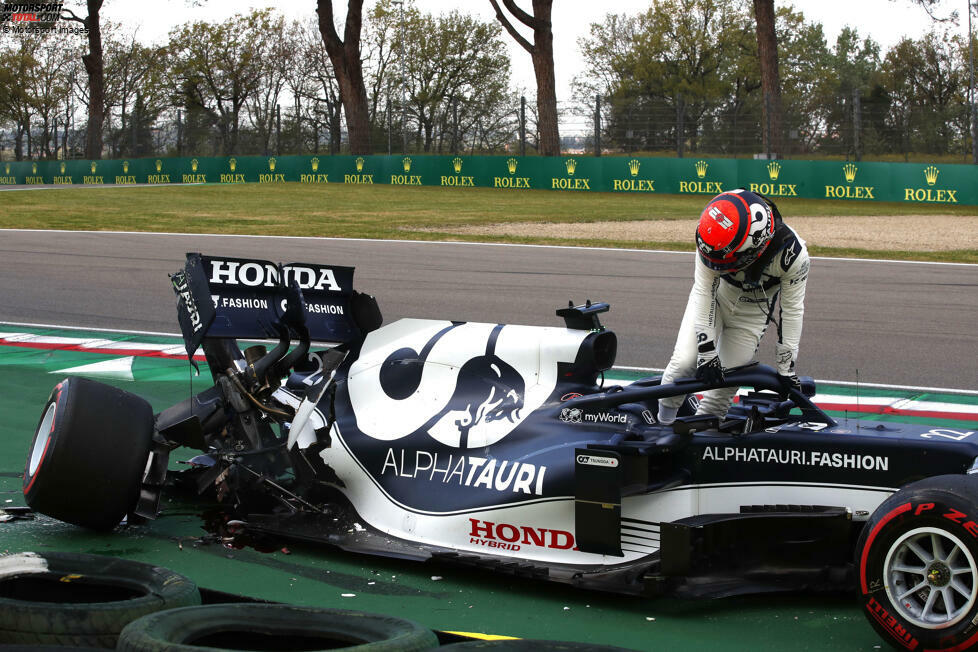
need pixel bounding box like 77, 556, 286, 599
695, 189, 775, 273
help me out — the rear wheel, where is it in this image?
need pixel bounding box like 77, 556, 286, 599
23, 377, 155, 530
857, 474, 978, 650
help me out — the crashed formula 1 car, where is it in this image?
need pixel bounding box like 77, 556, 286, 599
23, 253, 978, 651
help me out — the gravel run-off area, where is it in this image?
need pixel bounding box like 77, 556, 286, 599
437, 214, 978, 251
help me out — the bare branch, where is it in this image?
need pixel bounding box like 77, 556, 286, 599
60, 8, 86, 25
489, 0, 533, 53
316, 0, 342, 52
500, 0, 538, 29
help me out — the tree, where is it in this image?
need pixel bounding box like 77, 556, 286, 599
300, 20, 344, 154
0, 42, 40, 159
818, 28, 882, 157
61, 0, 105, 159
102, 26, 169, 157
396, 8, 511, 152
884, 29, 966, 155
489, 0, 560, 155
577, 0, 747, 154
774, 8, 831, 154
316, 0, 372, 154
0, 32, 81, 159
571, 13, 640, 151
753, 0, 783, 156
243, 14, 292, 155
169, 10, 274, 155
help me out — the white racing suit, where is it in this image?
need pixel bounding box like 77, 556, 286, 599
659, 224, 810, 419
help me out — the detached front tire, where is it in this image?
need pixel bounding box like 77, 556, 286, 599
857, 474, 978, 651
23, 377, 155, 530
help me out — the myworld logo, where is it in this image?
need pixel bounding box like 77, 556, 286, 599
207, 259, 342, 292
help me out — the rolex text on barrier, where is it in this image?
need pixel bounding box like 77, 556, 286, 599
2, 155, 975, 205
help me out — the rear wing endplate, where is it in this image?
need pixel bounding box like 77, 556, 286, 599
171, 253, 379, 358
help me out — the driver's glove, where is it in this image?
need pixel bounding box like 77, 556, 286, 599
695, 353, 724, 385
775, 342, 800, 393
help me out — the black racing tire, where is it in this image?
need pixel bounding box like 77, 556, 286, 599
0, 551, 200, 648
856, 474, 978, 651
0, 646, 104, 651
117, 604, 440, 651
440, 640, 638, 650
23, 377, 155, 530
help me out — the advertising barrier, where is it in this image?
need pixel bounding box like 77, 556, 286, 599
1, 154, 975, 205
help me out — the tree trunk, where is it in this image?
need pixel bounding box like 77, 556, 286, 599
532, 47, 559, 156
753, 0, 783, 158
82, 0, 105, 159
490, 0, 560, 156
316, 0, 372, 154
330, 100, 342, 154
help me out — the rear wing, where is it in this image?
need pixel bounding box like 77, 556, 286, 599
170, 253, 380, 358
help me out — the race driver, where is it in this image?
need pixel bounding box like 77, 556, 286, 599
656, 188, 810, 425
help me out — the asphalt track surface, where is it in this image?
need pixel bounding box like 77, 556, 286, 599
1, 229, 976, 391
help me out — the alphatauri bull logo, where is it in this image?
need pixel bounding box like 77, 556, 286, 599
433, 340, 524, 448
348, 321, 536, 448
375, 324, 525, 448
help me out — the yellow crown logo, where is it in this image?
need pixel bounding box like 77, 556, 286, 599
695, 160, 708, 179
60, 162, 65, 174
565, 159, 577, 175
355, 157, 365, 172
155, 159, 162, 172
4, 163, 9, 174
843, 163, 857, 183
229, 158, 237, 172
88, 162, 94, 174
311, 157, 319, 172
628, 159, 640, 177
767, 161, 781, 181
191, 158, 199, 172
452, 157, 463, 173
506, 158, 517, 174
123, 161, 129, 174
924, 165, 939, 186
402, 157, 411, 172
268, 157, 277, 172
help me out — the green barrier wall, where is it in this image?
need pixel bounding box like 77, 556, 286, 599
1, 154, 975, 205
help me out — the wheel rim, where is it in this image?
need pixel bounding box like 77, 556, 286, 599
884, 526, 978, 629
28, 403, 56, 477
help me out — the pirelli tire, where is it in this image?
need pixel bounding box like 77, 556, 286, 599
856, 474, 978, 651
23, 377, 155, 530
116, 604, 440, 651
0, 551, 200, 648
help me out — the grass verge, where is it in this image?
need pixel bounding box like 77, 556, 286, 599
2, 183, 975, 263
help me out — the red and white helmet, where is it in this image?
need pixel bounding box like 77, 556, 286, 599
695, 190, 775, 273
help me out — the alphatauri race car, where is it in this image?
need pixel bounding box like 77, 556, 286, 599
23, 254, 978, 651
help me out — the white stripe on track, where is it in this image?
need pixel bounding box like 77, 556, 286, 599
0, 228, 974, 267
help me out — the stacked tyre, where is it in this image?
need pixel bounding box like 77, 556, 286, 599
0, 552, 200, 648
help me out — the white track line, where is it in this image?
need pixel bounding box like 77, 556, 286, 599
4, 320, 977, 397
0, 229, 975, 266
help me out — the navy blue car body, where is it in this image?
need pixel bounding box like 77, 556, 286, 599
24, 253, 978, 651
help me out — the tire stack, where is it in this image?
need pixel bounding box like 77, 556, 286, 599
0, 552, 199, 648
0, 551, 636, 651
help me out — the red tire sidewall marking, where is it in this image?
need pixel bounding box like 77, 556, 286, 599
860, 496, 978, 652
23, 384, 62, 495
